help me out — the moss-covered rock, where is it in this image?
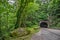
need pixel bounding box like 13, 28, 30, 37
10, 28, 30, 37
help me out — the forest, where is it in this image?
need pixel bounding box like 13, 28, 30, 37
0, 0, 60, 40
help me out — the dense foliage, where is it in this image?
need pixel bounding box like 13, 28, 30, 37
0, 0, 60, 40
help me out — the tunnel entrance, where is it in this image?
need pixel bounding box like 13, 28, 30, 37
40, 22, 48, 28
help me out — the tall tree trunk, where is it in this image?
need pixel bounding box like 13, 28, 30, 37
15, 0, 34, 28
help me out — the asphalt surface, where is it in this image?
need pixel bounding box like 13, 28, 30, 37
31, 28, 60, 40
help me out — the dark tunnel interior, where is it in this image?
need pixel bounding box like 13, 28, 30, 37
40, 22, 48, 28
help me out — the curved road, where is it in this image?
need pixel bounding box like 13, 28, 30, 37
31, 28, 60, 40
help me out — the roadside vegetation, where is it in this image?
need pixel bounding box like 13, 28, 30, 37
0, 0, 60, 40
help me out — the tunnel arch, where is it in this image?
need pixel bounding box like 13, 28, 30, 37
40, 22, 48, 28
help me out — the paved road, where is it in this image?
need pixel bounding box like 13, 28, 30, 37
31, 28, 60, 40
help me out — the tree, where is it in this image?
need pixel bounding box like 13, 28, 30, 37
15, 0, 39, 28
